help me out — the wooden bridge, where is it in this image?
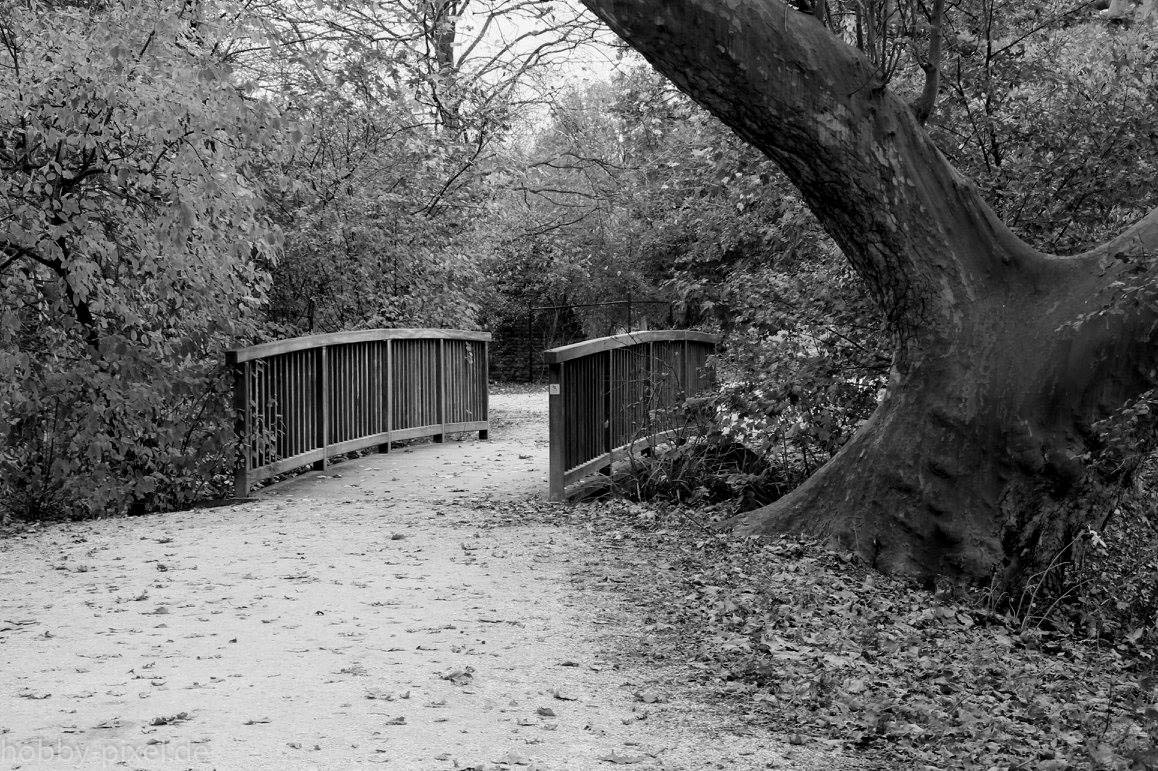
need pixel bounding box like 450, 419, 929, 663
543, 330, 718, 500
226, 329, 490, 497
228, 328, 717, 499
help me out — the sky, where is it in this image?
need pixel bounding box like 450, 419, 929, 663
454, 0, 630, 84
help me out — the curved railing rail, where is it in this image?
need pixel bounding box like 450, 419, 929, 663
226, 328, 490, 497
543, 330, 719, 500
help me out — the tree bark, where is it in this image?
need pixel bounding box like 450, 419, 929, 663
580, 0, 1158, 585
426, 0, 463, 133
911, 0, 945, 125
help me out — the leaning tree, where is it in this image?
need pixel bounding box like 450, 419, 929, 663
579, 0, 1158, 588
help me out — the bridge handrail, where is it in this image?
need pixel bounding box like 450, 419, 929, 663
544, 329, 719, 500
541, 329, 719, 365
226, 328, 491, 364
228, 328, 490, 497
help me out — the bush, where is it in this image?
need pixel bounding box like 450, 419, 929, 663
1, 331, 236, 521
611, 401, 792, 510
0, 3, 279, 520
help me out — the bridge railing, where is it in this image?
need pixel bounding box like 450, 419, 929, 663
543, 330, 719, 501
226, 329, 490, 497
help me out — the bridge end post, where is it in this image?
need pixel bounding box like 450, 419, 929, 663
434, 338, 446, 443
480, 339, 490, 441
312, 345, 329, 471
548, 360, 565, 501
230, 354, 251, 499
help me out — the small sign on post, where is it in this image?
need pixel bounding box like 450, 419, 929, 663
549, 383, 561, 395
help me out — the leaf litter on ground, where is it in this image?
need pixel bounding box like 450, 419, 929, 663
464, 495, 1158, 769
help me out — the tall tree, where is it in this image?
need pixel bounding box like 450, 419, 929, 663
246, 0, 605, 333
0, 0, 283, 518
579, 0, 1158, 587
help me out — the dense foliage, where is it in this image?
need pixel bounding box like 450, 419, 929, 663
2, 0, 1155, 546
0, 2, 279, 518
1, 0, 595, 519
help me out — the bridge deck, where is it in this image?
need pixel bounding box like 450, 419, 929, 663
257, 387, 546, 504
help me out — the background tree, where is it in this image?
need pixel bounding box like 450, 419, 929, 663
0, 0, 283, 517
252, 0, 606, 334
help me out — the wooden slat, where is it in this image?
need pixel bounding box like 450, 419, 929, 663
563, 428, 683, 486
316, 346, 329, 470
300, 350, 310, 456
248, 448, 325, 485
434, 338, 446, 443
257, 359, 267, 467
385, 340, 393, 445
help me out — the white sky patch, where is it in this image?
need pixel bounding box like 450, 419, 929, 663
453, 0, 629, 86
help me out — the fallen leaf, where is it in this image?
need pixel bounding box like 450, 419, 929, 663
500, 750, 532, 766
598, 750, 645, 764
440, 666, 475, 686
633, 689, 667, 704
365, 689, 396, 701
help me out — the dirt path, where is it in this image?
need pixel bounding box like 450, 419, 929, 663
0, 388, 846, 770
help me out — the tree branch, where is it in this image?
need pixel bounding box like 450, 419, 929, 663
911, 0, 946, 125
578, 0, 1037, 338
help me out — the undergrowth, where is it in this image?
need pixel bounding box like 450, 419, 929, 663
609, 398, 1158, 661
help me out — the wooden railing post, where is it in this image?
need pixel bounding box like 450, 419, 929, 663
434, 338, 446, 443
380, 339, 392, 453
601, 348, 613, 476
231, 356, 251, 498
548, 360, 565, 501
683, 337, 691, 398
479, 340, 490, 440
313, 345, 329, 471
646, 340, 656, 439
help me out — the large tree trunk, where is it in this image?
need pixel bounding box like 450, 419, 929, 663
580, 0, 1158, 585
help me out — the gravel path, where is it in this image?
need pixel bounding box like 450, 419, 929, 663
0, 388, 848, 770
